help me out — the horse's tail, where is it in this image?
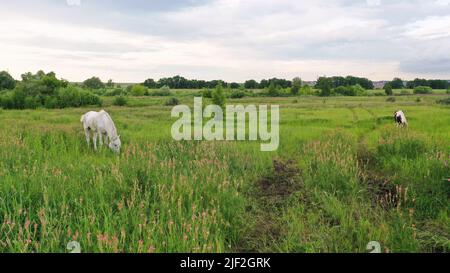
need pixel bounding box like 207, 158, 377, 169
80, 114, 86, 123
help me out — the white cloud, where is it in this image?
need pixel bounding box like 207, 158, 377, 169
0, 0, 449, 81
403, 15, 450, 40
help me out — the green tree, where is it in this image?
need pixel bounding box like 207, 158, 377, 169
291, 77, 302, 95
106, 79, 115, 88
316, 77, 333, 97
267, 82, 280, 97
143, 78, 157, 88
212, 84, 226, 107
83, 77, 105, 89
391, 78, 404, 89
384, 82, 393, 96
244, 80, 259, 89
0, 71, 16, 90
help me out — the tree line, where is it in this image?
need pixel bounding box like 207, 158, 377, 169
386, 77, 449, 90
1, 70, 449, 109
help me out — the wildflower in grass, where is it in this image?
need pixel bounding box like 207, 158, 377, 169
147, 245, 156, 253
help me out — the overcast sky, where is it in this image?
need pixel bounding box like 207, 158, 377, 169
1, 0, 450, 82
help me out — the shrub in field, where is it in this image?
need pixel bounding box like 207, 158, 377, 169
230, 89, 246, 99
165, 97, 180, 106
105, 88, 125, 97
414, 86, 432, 94
212, 84, 226, 107
0, 92, 13, 109
90, 88, 108, 96
299, 85, 315, 96
57, 86, 102, 108
113, 96, 128, 106
150, 85, 172, 96
384, 82, 393, 96
201, 88, 212, 98
267, 82, 281, 97
57, 85, 82, 108
334, 85, 366, 96
130, 84, 147, 96
79, 90, 102, 107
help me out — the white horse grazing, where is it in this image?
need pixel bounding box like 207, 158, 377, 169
81, 110, 121, 153
394, 110, 408, 128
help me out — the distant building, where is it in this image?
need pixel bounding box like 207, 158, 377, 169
373, 81, 389, 89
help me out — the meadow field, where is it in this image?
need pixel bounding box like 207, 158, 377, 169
0, 93, 449, 253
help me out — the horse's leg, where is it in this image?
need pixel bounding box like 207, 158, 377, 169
104, 133, 109, 145
99, 132, 104, 147
93, 132, 98, 151
84, 129, 91, 147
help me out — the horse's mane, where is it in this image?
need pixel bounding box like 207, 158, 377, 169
100, 110, 118, 139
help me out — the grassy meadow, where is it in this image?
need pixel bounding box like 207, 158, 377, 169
0, 93, 449, 253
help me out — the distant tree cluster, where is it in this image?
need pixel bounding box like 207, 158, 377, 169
406, 78, 449, 89
384, 78, 449, 90
315, 76, 372, 96
315, 76, 374, 90
0, 71, 101, 109
142, 75, 230, 89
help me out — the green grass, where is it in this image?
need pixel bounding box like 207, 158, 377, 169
0, 94, 449, 253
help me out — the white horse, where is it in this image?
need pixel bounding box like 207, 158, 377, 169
394, 110, 408, 128
81, 110, 121, 153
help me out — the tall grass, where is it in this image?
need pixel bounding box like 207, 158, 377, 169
0, 95, 448, 253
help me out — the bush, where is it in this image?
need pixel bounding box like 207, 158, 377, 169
130, 85, 147, 96
106, 88, 125, 97
57, 86, 102, 108
212, 84, 226, 107
267, 82, 281, 97
57, 85, 82, 108
79, 90, 102, 107
384, 83, 393, 96
44, 96, 59, 109
414, 86, 432, 94
201, 88, 212, 98
113, 96, 128, 106
230, 90, 246, 99
150, 85, 172, 96
24, 96, 39, 109
333, 85, 367, 96
165, 97, 180, 106
334, 86, 356, 96
0, 91, 15, 109
300, 85, 315, 96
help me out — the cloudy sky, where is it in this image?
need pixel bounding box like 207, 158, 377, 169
1, 0, 450, 82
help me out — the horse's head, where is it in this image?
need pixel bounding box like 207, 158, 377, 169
109, 135, 121, 154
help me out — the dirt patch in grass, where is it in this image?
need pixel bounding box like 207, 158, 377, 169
357, 144, 406, 210
258, 159, 303, 200
236, 158, 303, 252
